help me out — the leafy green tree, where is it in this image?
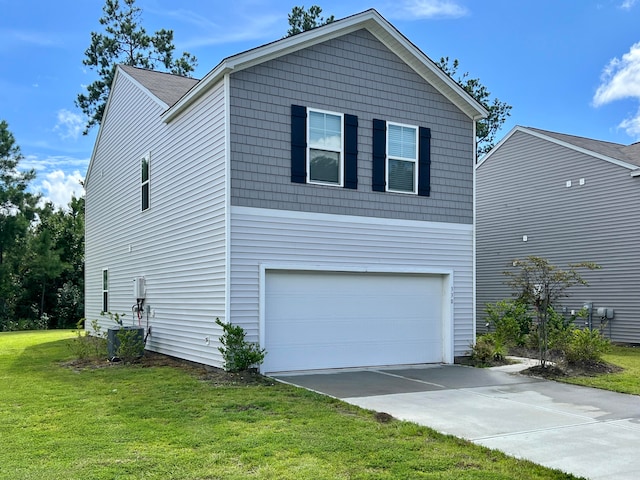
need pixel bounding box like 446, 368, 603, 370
0, 120, 37, 265
437, 57, 512, 158
504, 256, 599, 367
77, 0, 198, 134
39, 198, 85, 327
22, 228, 67, 322
0, 121, 38, 330
287, 5, 334, 36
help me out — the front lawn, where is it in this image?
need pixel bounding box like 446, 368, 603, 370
560, 345, 640, 395
0, 330, 580, 480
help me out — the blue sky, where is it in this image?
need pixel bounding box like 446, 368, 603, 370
1, 0, 639, 208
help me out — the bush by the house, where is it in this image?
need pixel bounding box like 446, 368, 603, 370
566, 328, 611, 364
485, 299, 532, 348
469, 333, 507, 366
215, 318, 266, 372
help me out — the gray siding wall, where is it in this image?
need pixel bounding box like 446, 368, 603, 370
230, 206, 474, 358
85, 73, 228, 367
476, 130, 640, 343
228, 29, 474, 224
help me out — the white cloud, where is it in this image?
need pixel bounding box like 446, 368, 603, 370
392, 0, 469, 19
54, 109, 85, 141
1, 29, 57, 48
593, 42, 640, 139
21, 154, 89, 172
619, 107, 640, 138
151, 7, 282, 49
620, 0, 638, 10
37, 170, 85, 210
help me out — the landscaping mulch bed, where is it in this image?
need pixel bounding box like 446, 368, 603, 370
457, 347, 623, 379
62, 350, 275, 386
524, 360, 623, 379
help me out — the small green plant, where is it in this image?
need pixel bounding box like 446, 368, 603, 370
215, 318, 266, 372
114, 327, 145, 364
102, 310, 125, 326
566, 328, 611, 364
68, 318, 107, 360
469, 333, 506, 366
547, 307, 575, 353
100, 312, 145, 363
485, 300, 532, 348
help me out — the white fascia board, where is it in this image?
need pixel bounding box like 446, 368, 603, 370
477, 126, 639, 171
85, 67, 126, 188
475, 125, 521, 169
163, 9, 487, 124
86, 66, 170, 188
630, 169, 640, 177
364, 19, 487, 121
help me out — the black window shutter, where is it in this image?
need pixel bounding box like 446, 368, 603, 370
291, 105, 307, 183
344, 114, 358, 189
372, 119, 386, 192
418, 126, 431, 197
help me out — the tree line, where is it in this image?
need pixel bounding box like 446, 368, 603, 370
0, 121, 84, 331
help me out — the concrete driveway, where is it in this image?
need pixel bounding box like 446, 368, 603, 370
274, 364, 640, 480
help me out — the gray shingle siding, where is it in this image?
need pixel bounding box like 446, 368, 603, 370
229, 29, 474, 224
476, 130, 640, 343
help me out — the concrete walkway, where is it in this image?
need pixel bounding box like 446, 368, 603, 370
274, 363, 640, 480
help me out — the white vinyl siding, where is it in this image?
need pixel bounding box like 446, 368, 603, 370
387, 122, 418, 194
85, 71, 228, 367
230, 205, 473, 359
307, 109, 343, 186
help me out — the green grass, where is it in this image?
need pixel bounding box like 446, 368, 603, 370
561, 345, 640, 394
0, 331, 581, 480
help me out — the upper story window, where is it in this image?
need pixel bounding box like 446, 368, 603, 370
387, 123, 418, 194
307, 109, 344, 186
373, 119, 431, 197
141, 153, 150, 211
291, 105, 358, 190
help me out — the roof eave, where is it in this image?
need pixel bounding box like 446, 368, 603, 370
163, 9, 487, 124
478, 126, 640, 171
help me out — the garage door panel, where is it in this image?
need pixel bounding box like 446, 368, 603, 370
264, 271, 445, 373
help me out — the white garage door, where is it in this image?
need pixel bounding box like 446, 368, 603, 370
263, 270, 446, 373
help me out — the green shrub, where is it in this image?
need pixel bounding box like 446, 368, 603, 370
114, 327, 145, 364
485, 300, 532, 348
215, 318, 266, 372
68, 319, 107, 360
547, 307, 574, 352
470, 334, 506, 366
566, 328, 611, 364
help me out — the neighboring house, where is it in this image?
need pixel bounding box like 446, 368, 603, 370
476, 125, 640, 343
85, 9, 487, 373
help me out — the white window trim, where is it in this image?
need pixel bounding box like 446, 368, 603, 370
141, 152, 150, 211
306, 108, 344, 187
102, 268, 109, 313
386, 121, 418, 195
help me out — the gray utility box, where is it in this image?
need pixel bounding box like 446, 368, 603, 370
107, 326, 145, 361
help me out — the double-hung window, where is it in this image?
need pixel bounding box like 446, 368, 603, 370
307, 109, 343, 186
386, 123, 418, 194
141, 153, 150, 211
372, 119, 431, 196
291, 105, 358, 189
